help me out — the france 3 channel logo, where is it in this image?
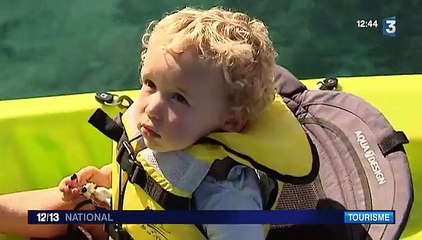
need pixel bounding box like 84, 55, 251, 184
383, 16, 396, 37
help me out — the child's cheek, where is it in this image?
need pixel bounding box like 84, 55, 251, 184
168, 119, 194, 142
167, 119, 185, 137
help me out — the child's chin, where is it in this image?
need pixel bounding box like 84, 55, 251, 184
145, 140, 188, 153
144, 140, 166, 152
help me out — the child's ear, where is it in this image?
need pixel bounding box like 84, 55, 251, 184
221, 111, 248, 132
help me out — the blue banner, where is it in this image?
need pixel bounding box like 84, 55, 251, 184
344, 210, 395, 224
27, 210, 394, 225
28, 210, 342, 224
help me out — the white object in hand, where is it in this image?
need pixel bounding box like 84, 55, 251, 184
81, 182, 112, 207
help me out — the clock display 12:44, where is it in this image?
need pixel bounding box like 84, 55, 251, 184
356, 20, 378, 28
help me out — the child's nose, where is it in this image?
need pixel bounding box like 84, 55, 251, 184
145, 93, 165, 120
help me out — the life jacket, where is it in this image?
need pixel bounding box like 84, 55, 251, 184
87, 89, 318, 240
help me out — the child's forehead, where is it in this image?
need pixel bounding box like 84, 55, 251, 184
144, 43, 221, 79
142, 44, 226, 97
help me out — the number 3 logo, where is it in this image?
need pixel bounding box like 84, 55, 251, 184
386, 20, 396, 33
383, 17, 396, 37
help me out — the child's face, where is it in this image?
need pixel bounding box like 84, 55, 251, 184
131, 38, 230, 152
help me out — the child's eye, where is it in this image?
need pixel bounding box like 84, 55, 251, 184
142, 79, 156, 90
173, 93, 189, 106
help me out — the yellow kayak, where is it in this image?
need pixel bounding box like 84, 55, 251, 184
0, 74, 421, 240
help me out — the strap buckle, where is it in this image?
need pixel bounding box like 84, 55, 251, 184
118, 141, 145, 184
122, 141, 136, 162
95, 91, 134, 109
317, 77, 338, 91
117, 140, 135, 164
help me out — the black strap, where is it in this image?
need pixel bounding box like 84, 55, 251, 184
88, 108, 124, 142
117, 140, 191, 210
65, 200, 97, 240
379, 131, 409, 155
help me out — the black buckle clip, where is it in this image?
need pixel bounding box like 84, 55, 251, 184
317, 77, 338, 91
95, 91, 134, 109
116, 140, 135, 163
118, 141, 144, 184
122, 141, 136, 161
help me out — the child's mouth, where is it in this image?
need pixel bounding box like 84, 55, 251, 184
140, 125, 160, 138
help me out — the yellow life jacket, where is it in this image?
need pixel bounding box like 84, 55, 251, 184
90, 94, 317, 240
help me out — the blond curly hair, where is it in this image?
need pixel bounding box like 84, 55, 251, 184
140, 7, 277, 122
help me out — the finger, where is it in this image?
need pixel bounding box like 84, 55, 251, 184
58, 181, 67, 191
71, 188, 80, 195
63, 188, 83, 201
70, 173, 78, 181
61, 176, 74, 186
59, 177, 70, 187
68, 174, 79, 188
61, 191, 73, 201
60, 181, 75, 193
59, 178, 72, 187
75, 166, 99, 185
59, 186, 67, 193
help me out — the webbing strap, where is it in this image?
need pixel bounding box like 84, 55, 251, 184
88, 108, 124, 142
65, 200, 95, 240
378, 131, 409, 155
88, 109, 191, 239
117, 140, 191, 210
